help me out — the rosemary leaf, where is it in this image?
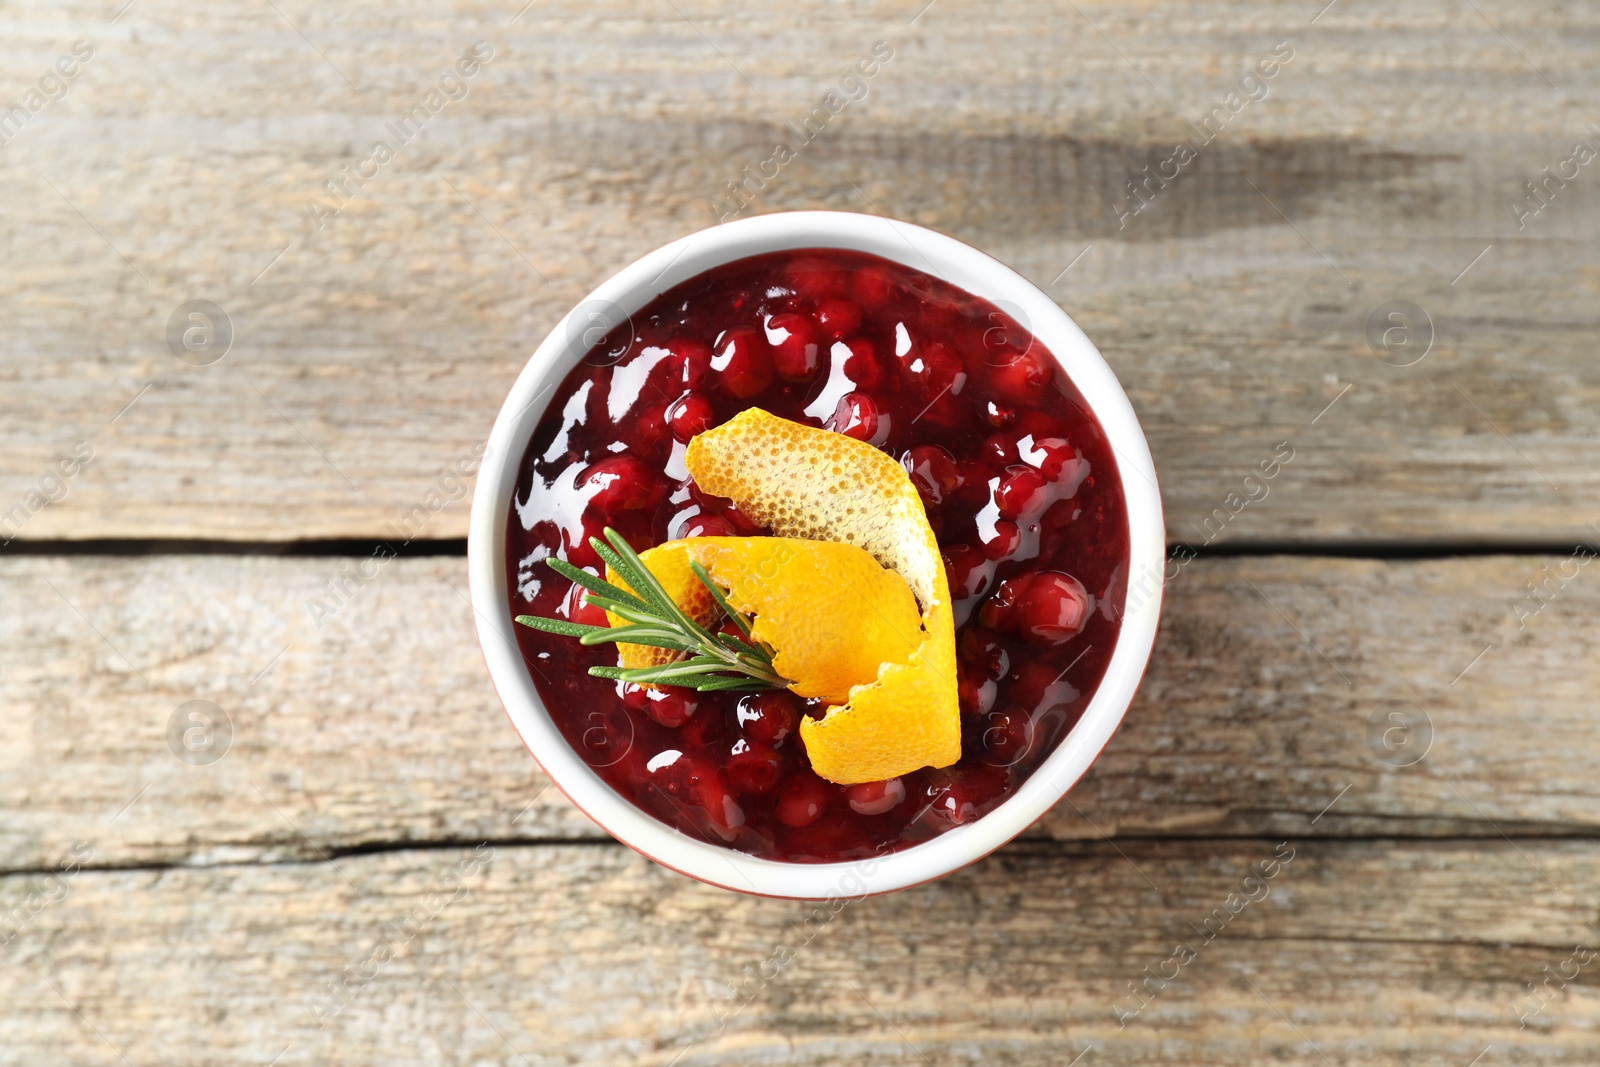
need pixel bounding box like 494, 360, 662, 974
544, 557, 651, 614
690, 560, 755, 639
514, 615, 604, 639
513, 528, 793, 694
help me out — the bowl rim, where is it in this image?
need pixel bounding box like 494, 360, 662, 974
468, 210, 1164, 899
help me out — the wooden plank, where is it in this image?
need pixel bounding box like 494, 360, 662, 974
2, 839, 1597, 1064
6, 550, 1597, 870
1, 1, 1598, 542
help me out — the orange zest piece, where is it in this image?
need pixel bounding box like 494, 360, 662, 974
608, 537, 921, 706
685, 408, 961, 784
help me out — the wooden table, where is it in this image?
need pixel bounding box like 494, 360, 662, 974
3, 1, 1597, 1062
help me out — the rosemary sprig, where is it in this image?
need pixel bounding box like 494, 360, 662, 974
515, 527, 790, 693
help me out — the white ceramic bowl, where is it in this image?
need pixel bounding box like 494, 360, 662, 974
469, 211, 1164, 899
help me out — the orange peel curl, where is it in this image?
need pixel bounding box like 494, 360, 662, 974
682, 408, 961, 784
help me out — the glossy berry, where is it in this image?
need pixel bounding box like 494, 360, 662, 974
563, 517, 607, 569
1019, 436, 1080, 482
775, 772, 832, 828
665, 391, 717, 443
851, 265, 896, 307
666, 338, 713, 389
943, 544, 992, 602
839, 337, 886, 389
624, 684, 699, 728
979, 519, 1021, 560
988, 348, 1052, 402
736, 691, 800, 747
828, 392, 881, 442
578, 455, 664, 514
693, 771, 746, 840
785, 257, 844, 301
981, 433, 1019, 466
645, 749, 713, 799
847, 777, 906, 815
1008, 658, 1078, 712
983, 400, 1017, 427
712, 327, 775, 398
904, 445, 963, 508
727, 739, 785, 796
765, 312, 822, 382
564, 582, 609, 628
958, 672, 998, 716
815, 298, 863, 340
995, 465, 1049, 520
925, 765, 1009, 825
979, 570, 1093, 646
901, 340, 966, 400
959, 628, 1011, 679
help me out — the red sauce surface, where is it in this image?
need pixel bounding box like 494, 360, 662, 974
506, 249, 1129, 862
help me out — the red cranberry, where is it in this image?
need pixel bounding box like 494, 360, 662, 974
563, 581, 608, 628
959, 628, 1011, 679
736, 691, 800, 746
1041, 498, 1079, 532
666, 338, 712, 389
988, 348, 1052, 402
904, 445, 963, 508
982, 706, 1033, 764
727, 739, 785, 796
624, 685, 699, 728
942, 544, 992, 601
839, 337, 886, 389
981, 433, 1019, 466
1008, 659, 1078, 712
983, 400, 1017, 427
765, 312, 822, 382
680, 513, 738, 538
958, 672, 998, 716
563, 518, 606, 568
995, 465, 1049, 520
827, 392, 881, 442
775, 771, 832, 828
926, 765, 1009, 825
678, 704, 728, 748
785, 257, 845, 301
665, 391, 716, 443
846, 777, 906, 815
711, 327, 775, 398
851, 265, 896, 307
693, 772, 746, 840
579, 455, 664, 514
721, 504, 763, 535
1019, 436, 1078, 480
901, 340, 966, 400
979, 519, 1021, 560
645, 749, 713, 799
979, 570, 1093, 646
815, 299, 863, 340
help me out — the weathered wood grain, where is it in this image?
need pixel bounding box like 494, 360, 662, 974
1, 1, 1597, 543
2, 839, 1597, 1065
6, 551, 1597, 870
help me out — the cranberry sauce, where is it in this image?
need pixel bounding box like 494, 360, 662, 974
506, 249, 1130, 863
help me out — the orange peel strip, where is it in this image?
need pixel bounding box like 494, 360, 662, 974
608, 537, 921, 706
685, 408, 961, 784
